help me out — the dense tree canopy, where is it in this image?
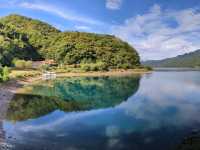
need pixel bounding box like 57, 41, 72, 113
0, 21, 42, 66
0, 14, 140, 68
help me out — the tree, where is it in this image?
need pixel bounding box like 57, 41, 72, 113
0, 67, 3, 82
0, 66, 9, 82
2, 66, 9, 81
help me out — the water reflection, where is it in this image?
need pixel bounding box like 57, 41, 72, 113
2, 72, 200, 150
29, 76, 140, 108
6, 95, 82, 121
119, 72, 200, 130
7, 76, 140, 121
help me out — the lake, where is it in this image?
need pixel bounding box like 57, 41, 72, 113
1, 71, 200, 150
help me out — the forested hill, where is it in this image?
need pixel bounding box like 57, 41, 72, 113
0, 14, 140, 69
143, 49, 200, 68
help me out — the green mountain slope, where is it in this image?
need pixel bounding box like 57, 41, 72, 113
0, 21, 42, 66
0, 14, 140, 69
0, 14, 60, 51
143, 49, 200, 68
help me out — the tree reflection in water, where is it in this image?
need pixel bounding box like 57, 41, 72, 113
7, 76, 141, 121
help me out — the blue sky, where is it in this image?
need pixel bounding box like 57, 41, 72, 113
0, 0, 200, 60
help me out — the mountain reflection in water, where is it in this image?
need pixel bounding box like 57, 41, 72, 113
7, 76, 140, 121
2, 72, 200, 150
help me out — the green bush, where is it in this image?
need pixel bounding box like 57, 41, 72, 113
41, 64, 50, 71
0, 66, 10, 82
95, 62, 108, 71
14, 60, 33, 69
0, 67, 3, 82
120, 64, 130, 69
145, 66, 153, 71
14, 60, 26, 69
2, 66, 9, 81
80, 62, 108, 72
25, 61, 33, 69
137, 65, 153, 71
81, 64, 91, 72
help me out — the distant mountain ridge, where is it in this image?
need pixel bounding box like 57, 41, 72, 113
143, 49, 200, 68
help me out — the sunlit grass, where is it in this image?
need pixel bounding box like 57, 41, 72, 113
9, 69, 41, 79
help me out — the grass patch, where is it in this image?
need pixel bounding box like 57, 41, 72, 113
9, 69, 41, 79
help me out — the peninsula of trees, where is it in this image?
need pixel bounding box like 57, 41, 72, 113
0, 14, 140, 70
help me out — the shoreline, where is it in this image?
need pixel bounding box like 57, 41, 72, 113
56, 69, 151, 77
0, 69, 151, 116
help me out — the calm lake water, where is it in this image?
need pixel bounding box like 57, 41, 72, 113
1, 71, 200, 150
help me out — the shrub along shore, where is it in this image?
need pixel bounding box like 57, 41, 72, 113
0, 58, 152, 83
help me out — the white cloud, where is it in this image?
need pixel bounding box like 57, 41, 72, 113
74, 25, 91, 31
112, 4, 200, 60
19, 2, 103, 25
0, 1, 104, 26
106, 0, 122, 10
